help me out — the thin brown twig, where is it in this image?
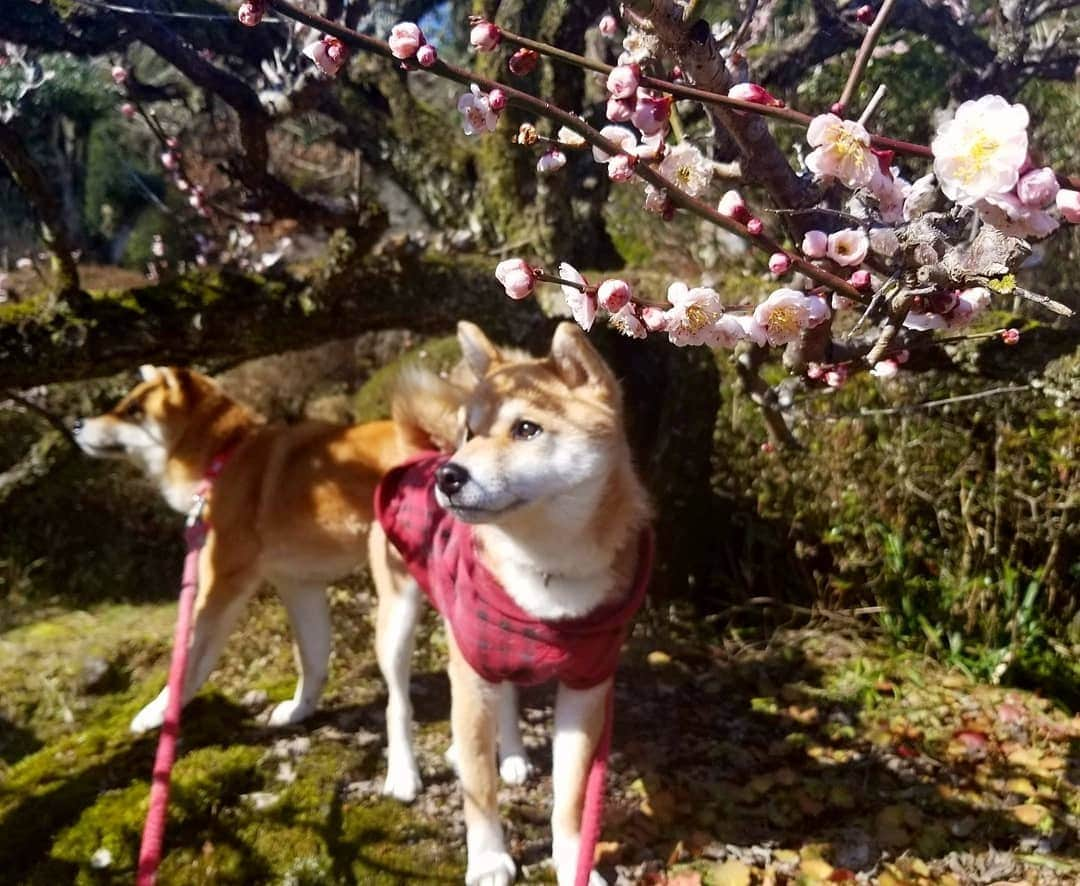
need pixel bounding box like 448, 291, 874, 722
836, 0, 898, 116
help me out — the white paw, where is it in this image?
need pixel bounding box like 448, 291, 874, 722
382, 758, 422, 803
465, 850, 515, 886
268, 699, 314, 727
498, 752, 531, 786
444, 742, 459, 774
130, 694, 167, 734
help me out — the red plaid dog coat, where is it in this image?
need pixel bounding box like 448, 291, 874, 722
375, 453, 653, 689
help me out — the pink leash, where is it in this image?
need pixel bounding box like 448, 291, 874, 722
575, 684, 615, 886
136, 449, 232, 886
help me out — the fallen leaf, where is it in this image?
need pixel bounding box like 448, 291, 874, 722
594, 841, 621, 865
648, 650, 672, 667
665, 871, 702, 886
954, 729, 989, 751
1005, 777, 1036, 797
799, 857, 835, 881
1012, 803, 1050, 827
706, 860, 751, 886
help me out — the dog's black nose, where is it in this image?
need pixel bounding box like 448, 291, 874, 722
435, 462, 470, 496
72, 419, 84, 435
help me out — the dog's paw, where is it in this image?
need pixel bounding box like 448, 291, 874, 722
382, 759, 422, 803
130, 694, 167, 734
444, 742, 459, 774
465, 850, 515, 886
498, 752, 531, 786
267, 699, 313, 727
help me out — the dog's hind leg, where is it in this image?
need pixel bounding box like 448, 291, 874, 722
131, 539, 259, 734
269, 582, 331, 726
370, 522, 424, 803
550, 678, 611, 886
496, 683, 531, 785
447, 632, 515, 886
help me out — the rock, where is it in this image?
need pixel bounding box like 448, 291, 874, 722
241, 791, 281, 812
240, 689, 268, 710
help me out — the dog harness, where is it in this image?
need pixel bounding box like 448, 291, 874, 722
375, 452, 653, 689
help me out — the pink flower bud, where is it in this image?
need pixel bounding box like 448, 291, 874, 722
849, 269, 871, 290
469, 21, 501, 52
166, 137, 179, 149
825, 365, 849, 388
727, 82, 784, 108
606, 63, 641, 100
801, 229, 828, 258
537, 149, 567, 174
1002, 327, 1020, 345
830, 101, 844, 115
304, 37, 349, 76
760, 441, 776, 453
237, 0, 266, 27
670, 65, 684, 81
746, 217, 764, 235
608, 154, 636, 182
856, 4, 875, 23
598, 279, 632, 312
1016, 167, 1059, 208
416, 44, 438, 67
894, 349, 910, 364
488, 88, 507, 111
606, 96, 634, 123
1055, 188, 1080, 223
495, 258, 535, 300
870, 359, 899, 379
806, 363, 824, 380
768, 253, 791, 275
599, 14, 618, 36
160, 151, 178, 171
630, 92, 671, 136
508, 48, 538, 76
120, 102, 136, 119
111, 65, 128, 85
388, 22, 424, 60
717, 189, 749, 222
642, 306, 669, 332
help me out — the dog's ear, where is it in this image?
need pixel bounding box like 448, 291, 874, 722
457, 321, 500, 379
550, 322, 617, 394
139, 364, 160, 382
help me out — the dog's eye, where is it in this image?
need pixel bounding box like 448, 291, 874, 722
510, 419, 542, 441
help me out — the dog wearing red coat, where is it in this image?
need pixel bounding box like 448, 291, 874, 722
370, 321, 652, 886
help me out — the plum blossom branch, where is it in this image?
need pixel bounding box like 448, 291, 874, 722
835, 0, 899, 117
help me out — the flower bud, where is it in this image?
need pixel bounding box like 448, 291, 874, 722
598, 279, 632, 312
120, 102, 136, 119
1055, 188, 1080, 223
606, 96, 634, 123
111, 65, 128, 85
598, 14, 618, 36
537, 149, 567, 174
606, 63, 641, 100
1016, 167, 1059, 208
1001, 327, 1020, 346
746, 217, 764, 235
416, 44, 438, 67
469, 21, 501, 52
237, 0, 266, 27
768, 253, 791, 275
515, 123, 538, 145
607, 154, 636, 182
388, 22, 424, 60
801, 229, 828, 258
508, 48, 539, 76
717, 189, 749, 222
856, 4, 875, 23
495, 258, 535, 300
849, 269, 871, 290
488, 88, 507, 111
642, 306, 669, 332
727, 82, 784, 108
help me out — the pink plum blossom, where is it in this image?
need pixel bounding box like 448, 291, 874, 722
495, 258, 535, 300
753, 288, 830, 346
303, 37, 349, 76
735, 314, 768, 347
487, 88, 506, 111
768, 253, 791, 276
606, 63, 641, 100
932, 94, 1028, 205
664, 282, 724, 347
827, 228, 869, 266
559, 263, 596, 331
1056, 189, 1080, 223
457, 84, 499, 135
608, 154, 636, 182
630, 92, 671, 137
237, 0, 266, 27
659, 142, 712, 197
727, 82, 783, 108
825, 365, 849, 388
718, 189, 749, 222
537, 149, 567, 174
1002, 328, 1020, 345
709, 315, 750, 348
631, 132, 666, 161
507, 48, 538, 76
593, 125, 637, 162
469, 21, 501, 52
416, 44, 438, 67
606, 97, 634, 123
388, 22, 424, 60
849, 269, 871, 290
978, 192, 1059, 240
111, 65, 128, 85
160, 151, 178, 171
1016, 167, 1058, 208
871, 359, 900, 379
598, 14, 618, 36
610, 303, 646, 338
598, 279, 632, 312
641, 305, 669, 332
805, 114, 876, 189
801, 229, 828, 258
120, 102, 136, 119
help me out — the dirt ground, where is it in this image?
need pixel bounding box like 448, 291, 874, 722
1, 583, 1077, 885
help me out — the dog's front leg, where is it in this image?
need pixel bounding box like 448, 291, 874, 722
551, 678, 611, 886
270, 581, 331, 726
448, 633, 515, 886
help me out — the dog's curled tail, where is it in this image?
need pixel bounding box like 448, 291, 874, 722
390, 364, 465, 454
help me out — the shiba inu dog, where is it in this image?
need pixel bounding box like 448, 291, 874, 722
371, 322, 652, 886
74, 364, 407, 732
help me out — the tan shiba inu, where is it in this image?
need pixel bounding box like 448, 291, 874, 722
370, 322, 652, 886
74, 364, 407, 732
